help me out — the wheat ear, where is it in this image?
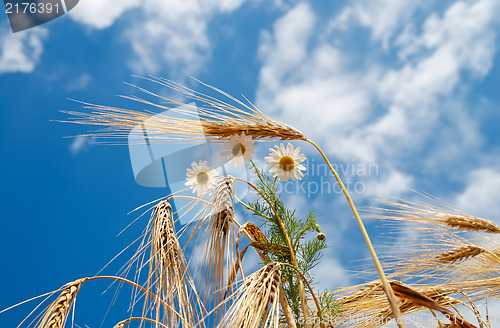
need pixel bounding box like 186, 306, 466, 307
62, 76, 305, 143
226, 221, 298, 328
36, 278, 87, 328
196, 176, 236, 318
434, 245, 486, 264
369, 199, 500, 234
218, 263, 282, 328
446, 215, 500, 233
147, 200, 200, 328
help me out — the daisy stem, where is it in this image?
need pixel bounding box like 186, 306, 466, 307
235, 177, 312, 327
306, 139, 406, 328
250, 160, 276, 195
234, 194, 273, 221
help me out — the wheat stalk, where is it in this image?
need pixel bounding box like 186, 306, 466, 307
112, 317, 169, 328
389, 282, 478, 328
308, 140, 406, 327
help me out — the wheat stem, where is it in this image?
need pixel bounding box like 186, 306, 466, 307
485, 250, 500, 263
113, 317, 169, 328
307, 139, 406, 328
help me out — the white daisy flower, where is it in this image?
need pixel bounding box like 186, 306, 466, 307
265, 143, 307, 181
185, 160, 220, 197
220, 132, 256, 169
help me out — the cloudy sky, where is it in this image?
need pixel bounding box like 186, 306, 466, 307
1, 0, 499, 326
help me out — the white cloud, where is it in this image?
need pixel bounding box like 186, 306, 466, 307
379, 0, 499, 108
330, 0, 424, 49
257, 3, 377, 161
125, 0, 246, 77
456, 167, 500, 221
69, 0, 246, 77
363, 169, 414, 199
70, 136, 93, 154
0, 27, 48, 74
258, 2, 315, 96
65, 73, 91, 91
256, 0, 498, 198
311, 256, 350, 291
68, 0, 142, 29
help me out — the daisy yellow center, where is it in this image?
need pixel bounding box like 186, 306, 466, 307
279, 156, 295, 171
232, 143, 246, 156
196, 171, 210, 185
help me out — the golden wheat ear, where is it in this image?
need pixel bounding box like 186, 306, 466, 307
36, 278, 87, 328
196, 177, 237, 312
369, 198, 500, 234
433, 245, 486, 264
146, 200, 201, 327
376, 235, 495, 284
445, 215, 500, 234
218, 262, 282, 328
62, 77, 305, 143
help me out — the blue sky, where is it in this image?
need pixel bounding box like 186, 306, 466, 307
1, 0, 500, 326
